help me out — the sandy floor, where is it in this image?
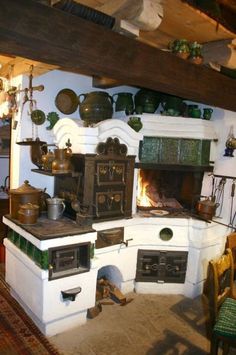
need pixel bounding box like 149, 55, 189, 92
50, 292, 215, 355
1, 261, 236, 355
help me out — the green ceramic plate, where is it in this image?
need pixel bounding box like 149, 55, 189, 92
31, 110, 46, 125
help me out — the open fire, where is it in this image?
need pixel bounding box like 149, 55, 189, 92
137, 171, 152, 207
137, 169, 191, 210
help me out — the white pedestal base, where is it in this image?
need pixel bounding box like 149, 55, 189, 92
11, 289, 88, 337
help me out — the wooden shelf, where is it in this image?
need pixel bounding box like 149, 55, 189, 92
31, 169, 71, 177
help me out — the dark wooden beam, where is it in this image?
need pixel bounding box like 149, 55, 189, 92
0, 0, 236, 111
92, 76, 123, 88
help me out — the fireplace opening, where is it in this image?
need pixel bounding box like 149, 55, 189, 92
137, 169, 204, 212
97, 265, 123, 289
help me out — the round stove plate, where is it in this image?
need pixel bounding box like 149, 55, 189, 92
150, 209, 169, 216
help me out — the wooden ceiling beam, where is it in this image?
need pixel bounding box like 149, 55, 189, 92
0, 56, 58, 79
0, 0, 236, 111
217, 0, 236, 12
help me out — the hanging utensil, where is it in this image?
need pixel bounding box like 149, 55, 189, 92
229, 179, 236, 227
214, 177, 226, 218
209, 173, 215, 202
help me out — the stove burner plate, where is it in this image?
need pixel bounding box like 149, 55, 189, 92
150, 209, 169, 216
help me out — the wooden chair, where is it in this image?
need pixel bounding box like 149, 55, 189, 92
208, 248, 236, 355
226, 232, 236, 275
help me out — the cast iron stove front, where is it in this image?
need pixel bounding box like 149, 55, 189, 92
54, 138, 135, 223
135, 249, 188, 283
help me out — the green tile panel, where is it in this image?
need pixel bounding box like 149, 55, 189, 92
140, 137, 211, 166
7, 229, 49, 270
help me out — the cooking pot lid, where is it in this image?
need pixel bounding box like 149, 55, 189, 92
10, 180, 41, 194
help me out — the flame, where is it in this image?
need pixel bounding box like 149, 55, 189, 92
137, 172, 152, 207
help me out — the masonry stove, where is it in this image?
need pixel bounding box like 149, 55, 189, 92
3, 115, 230, 337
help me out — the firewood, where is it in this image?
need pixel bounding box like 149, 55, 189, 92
96, 289, 103, 301
99, 300, 115, 305
120, 297, 134, 306
109, 287, 126, 304
87, 303, 102, 319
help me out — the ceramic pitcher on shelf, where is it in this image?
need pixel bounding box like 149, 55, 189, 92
161, 94, 183, 114
78, 91, 113, 125
112, 92, 133, 112
203, 108, 213, 120
134, 89, 161, 113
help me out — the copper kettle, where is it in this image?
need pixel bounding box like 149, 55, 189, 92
196, 197, 219, 220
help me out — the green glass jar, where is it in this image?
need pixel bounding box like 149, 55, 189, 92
128, 116, 143, 132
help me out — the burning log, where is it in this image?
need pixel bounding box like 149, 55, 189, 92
145, 184, 183, 209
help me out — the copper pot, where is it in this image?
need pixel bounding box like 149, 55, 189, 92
18, 203, 39, 225
52, 148, 72, 174
9, 180, 42, 219
196, 198, 219, 220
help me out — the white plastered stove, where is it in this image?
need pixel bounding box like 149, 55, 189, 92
4, 115, 230, 336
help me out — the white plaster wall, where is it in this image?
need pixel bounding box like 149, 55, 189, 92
200, 106, 236, 227
0, 157, 9, 187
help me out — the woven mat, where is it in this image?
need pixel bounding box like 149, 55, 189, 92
0, 278, 62, 355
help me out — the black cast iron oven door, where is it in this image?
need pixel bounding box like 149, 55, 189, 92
48, 242, 90, 280
135, 249, 188, 283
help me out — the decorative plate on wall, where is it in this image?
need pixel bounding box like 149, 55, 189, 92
55, 89, 79, 115
31, 109, 46, 125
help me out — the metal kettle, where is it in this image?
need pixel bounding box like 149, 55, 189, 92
196, 197, 219, 220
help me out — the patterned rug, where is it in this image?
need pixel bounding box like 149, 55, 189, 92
0, 277, 62, 355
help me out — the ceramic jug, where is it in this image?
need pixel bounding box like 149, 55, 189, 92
127, 116, 143, 132
46, 197, 65, 220
203, 108, 213, 120
78, 91, 113, 125
134, 89, 161, 113
161, 94, 183, 114
187, 104, 198, 117
112, 92, 133, 112
190, 107, 201, 118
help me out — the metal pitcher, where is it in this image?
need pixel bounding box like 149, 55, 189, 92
46, 197, 65, 220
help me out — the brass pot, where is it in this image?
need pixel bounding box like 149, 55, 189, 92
9, 180, 42, 219
196, 198, 219, 220
18, 203, 39, 225
52, 148, 72, 174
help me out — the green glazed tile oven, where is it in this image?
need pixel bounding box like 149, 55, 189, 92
139, 137, 211, 166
